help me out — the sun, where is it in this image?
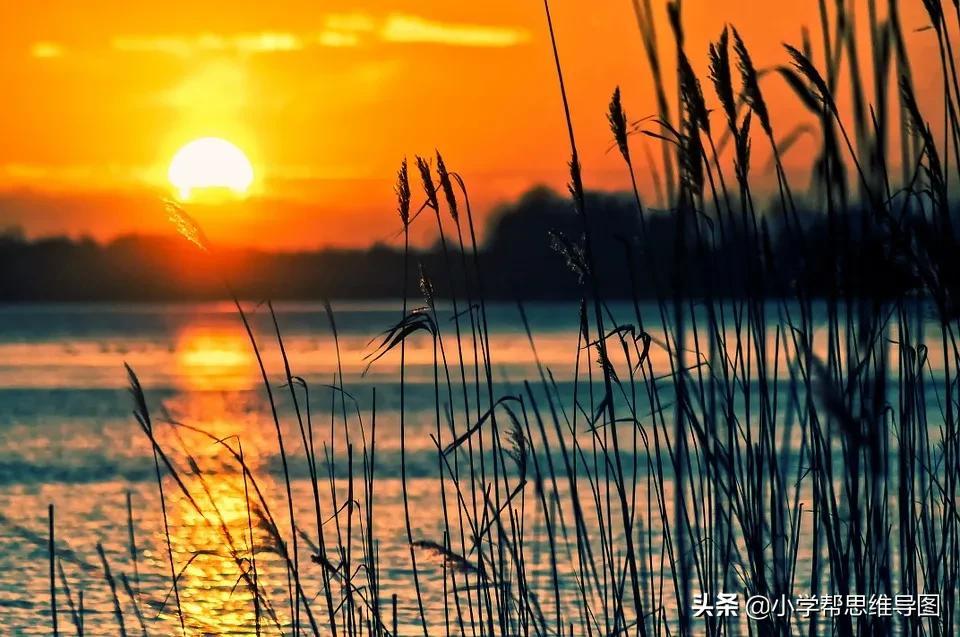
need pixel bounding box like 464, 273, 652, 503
168, 137, 254, 200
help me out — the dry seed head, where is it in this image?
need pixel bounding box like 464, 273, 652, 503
679, 121, 705, 198
435, 152, 459, 221
709, 28, 737, 132
415, 156, 439, 211
784, 44, 830, 110
732, 28, 772, 136
410, 540, 480, 576
418, 262, 435, 309
549, 230, 588, 283
678, 52, 710, 135
608, 87, 631, 162
567, 155, 586, 214
396, 159, 411, 227
507, 420, 528, 478
899, 76, 945, 202
167, 202, 211, 252
595, 350, 619, 385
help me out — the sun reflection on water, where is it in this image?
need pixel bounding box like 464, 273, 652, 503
158, 397, 293, 634
175, 327, 258, 391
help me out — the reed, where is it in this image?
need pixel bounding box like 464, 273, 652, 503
96, 543, 127, 637
48, 504, 58, 637
43, 1, 960, 635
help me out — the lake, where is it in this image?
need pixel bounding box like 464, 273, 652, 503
0, 301, 614, 635
0, 301, 949, 635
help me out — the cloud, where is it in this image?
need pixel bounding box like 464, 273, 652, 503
324, 13, 377, 33
0, 163, 155, 191
112, 31, 304, 56
322, 12, 529, 48
31, 42, 64, 59
316, 31, 360, 48
232, 32, 302, 53
381, 14, 530, 47
35, 13, 528, 60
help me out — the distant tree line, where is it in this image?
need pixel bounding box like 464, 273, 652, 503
0, 186, 952, 302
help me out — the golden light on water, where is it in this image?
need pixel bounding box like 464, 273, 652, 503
168, 137, 254, 201
176, 327, 257, 390
165, 419, 278, 634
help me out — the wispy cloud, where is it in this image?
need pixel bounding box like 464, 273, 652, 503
324, 13, 377, 33
316, 31, 360, 48
31, 42, 64, 59
34, 13, 530, 60
112, 32, 305, 56
381, 14, 530, 47
0, 162, 155, 190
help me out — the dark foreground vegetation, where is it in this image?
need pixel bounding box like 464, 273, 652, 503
39, 0, 960, 636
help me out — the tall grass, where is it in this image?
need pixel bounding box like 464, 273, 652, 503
43, 0, 960, 635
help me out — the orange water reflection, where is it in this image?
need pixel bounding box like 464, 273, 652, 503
160, 402, 291, 634
175, 326, 258, 391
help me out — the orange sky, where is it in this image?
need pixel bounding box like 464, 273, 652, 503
0, 1, 943, 249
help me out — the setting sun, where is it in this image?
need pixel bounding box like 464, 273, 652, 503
168, 137, 254, 200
